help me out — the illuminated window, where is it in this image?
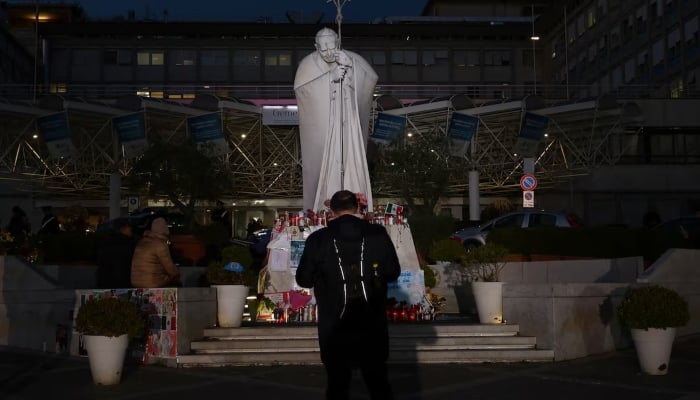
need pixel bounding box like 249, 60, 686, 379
49, 83, 67, 93
137, 51, 164, 65
265, 51, 292, 66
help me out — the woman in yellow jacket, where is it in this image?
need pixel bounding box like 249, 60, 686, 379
131, 217, 181, 288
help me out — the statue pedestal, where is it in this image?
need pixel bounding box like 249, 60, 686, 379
260, 223, 420, 295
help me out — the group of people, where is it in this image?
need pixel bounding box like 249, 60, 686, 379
96, 216, 181, 289
5, 205, 62, 239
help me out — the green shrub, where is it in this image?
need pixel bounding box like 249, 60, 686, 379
428, 238, 466, 263
206, 245, 257, 286
487, 227, 689, 262
409, 214, 457, 258
420, 264, 438, 288
460, 242, 509, 282
75, 297, 146, 338
617, 285, 690, 329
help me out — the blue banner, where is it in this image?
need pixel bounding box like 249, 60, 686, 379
519, 112, 549, 141
371, 113, 406, 144
37, 112, 70, 142
188, 113, 224, 143
448, 113, 478, 142
113, 113, 146, 143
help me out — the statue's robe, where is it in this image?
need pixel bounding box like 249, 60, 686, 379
294, 49, 378, 212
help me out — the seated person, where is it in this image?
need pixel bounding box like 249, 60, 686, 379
131, 217, 181, 288
96, 217, 135, 289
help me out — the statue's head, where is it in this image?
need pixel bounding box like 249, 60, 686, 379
314, 28, 339, 64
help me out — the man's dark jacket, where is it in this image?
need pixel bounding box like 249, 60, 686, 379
96, 232, 135, 289
296, 214, 401, 365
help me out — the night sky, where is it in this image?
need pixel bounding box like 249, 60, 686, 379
15, 0, 427, 22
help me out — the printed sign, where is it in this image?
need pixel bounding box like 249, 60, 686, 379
37, 112, 76, 158
262, 105, 299, 125
448, 113, 479, 157
519, 174, 538, 191
371, 113, 406, 144
113, 112, 148, 159
387, 270, 426, 305
513, 112, 549, 157
523, 190, 535, 208
187, 113, 229, 156
290, 240, 305, 268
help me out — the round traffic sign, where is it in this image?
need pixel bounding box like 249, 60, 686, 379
520, 174, 538, 191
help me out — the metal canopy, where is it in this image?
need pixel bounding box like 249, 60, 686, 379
0, 93, 637, 201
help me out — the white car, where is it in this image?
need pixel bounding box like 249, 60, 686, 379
451, 210, 582, 251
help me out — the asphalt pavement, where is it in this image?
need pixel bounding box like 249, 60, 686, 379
1, 334, 699, 400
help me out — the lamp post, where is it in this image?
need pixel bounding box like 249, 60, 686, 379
530, 4, 539, 95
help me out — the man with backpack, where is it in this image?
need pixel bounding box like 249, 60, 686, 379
296, 190, 401, 400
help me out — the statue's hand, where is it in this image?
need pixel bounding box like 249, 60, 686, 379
333, 51, 353, 82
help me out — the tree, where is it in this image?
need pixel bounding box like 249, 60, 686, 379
128, 139, 232, 228
373, 133, 453, 217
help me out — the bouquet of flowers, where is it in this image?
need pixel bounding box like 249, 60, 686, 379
0, 231, 14, 255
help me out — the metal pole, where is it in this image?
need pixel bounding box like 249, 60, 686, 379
564, 5, 570, 99
531, 4, 537, 94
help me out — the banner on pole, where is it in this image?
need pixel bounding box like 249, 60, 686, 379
113, 112, 148, 159
447, 113, 478, 157
371, 113, 406, 145
514, 112, 549, 157
37, 112, 76, 159
187, 113, 229, 156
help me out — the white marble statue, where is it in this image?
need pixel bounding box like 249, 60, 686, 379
294, 28, 378, 212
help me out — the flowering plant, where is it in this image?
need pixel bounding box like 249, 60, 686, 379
206, 245, 257, 286
0, 231, 14, 255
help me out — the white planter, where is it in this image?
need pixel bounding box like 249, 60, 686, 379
213, 284, 249, 328
471, 281, 504, 324
83, 334, 129, 385
631, 327, 676, 375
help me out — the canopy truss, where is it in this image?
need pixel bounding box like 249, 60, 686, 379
0, 93, 641, 200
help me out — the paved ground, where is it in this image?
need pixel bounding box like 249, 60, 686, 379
1, 334, 699, 400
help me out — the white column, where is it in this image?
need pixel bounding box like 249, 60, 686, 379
109, 172, 121, 220
468, 170, 480, 221
523, 157, 535, 174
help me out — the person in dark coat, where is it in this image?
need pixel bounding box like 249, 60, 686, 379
38, 206, 61, 235
96, 218, 136, 289
296, 190, 401, 400
6, 205, 30, 238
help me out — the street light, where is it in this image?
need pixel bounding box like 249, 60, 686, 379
531, 4, 538, 94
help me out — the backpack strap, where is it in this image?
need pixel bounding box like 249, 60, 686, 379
332, 236, 365, 320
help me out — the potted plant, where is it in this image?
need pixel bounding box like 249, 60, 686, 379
75, 296, 146, 385
206, 245, 257, 328
617, 285, 690, 375
460, 242, 509, 324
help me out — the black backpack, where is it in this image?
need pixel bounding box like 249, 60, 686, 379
332, 236, 376, 319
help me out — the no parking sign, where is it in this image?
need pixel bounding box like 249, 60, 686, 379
520, 174, 537, 208
128, 196, 139, 212
520, 174, 538, 191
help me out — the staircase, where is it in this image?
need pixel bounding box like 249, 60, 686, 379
177, 322, 553, 367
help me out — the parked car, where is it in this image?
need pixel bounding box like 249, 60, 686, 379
97, 209, 187, 236
451, 210, 583, 251
653, 216, 700, 247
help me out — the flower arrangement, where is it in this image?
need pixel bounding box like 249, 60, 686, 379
0, 231, 14, 255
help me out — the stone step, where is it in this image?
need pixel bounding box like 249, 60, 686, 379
202, 323, 521, 339
190, 335, 536, 351
181, 323, 551, 367
177, 348, 554, 367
